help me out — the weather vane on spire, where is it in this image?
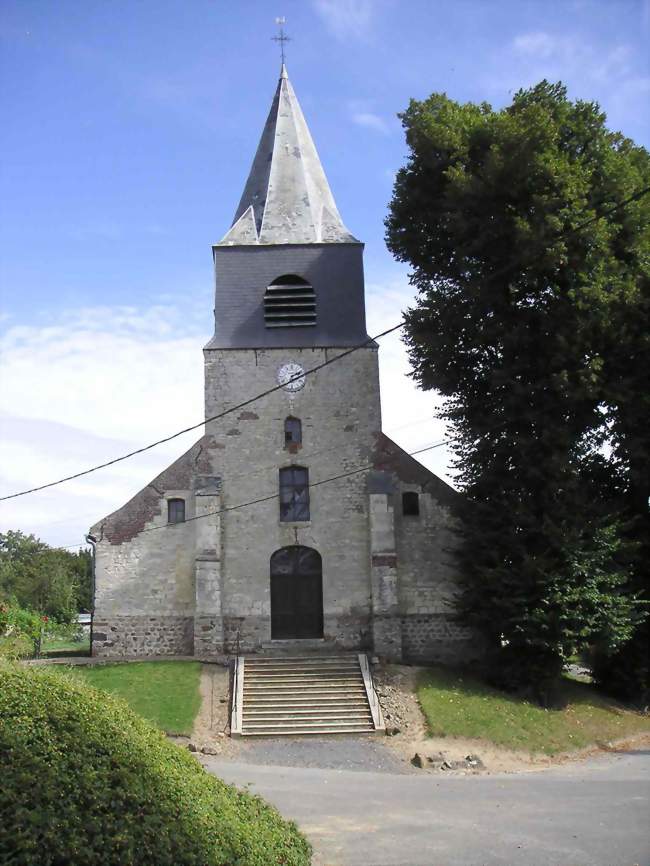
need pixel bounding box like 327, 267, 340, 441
272, 17, 291, 65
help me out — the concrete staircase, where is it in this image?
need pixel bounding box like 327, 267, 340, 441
231, 654, 384, 737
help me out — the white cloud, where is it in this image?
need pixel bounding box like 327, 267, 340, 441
511, 31, 634, 83
512, 31, 558, 59
351, 111, 390, 134
506, 30, 636, 92
485, 30, 648, 138
0, 304, 208, 546
0, 287, 455, 548
313, 0, 377, 41
366, 280, 452, 483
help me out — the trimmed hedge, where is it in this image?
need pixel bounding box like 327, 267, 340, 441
0, 664, 311, 866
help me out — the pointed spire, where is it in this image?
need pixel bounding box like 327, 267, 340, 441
219, 66, 358, 246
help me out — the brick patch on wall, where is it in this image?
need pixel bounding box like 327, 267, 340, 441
371, 554, 397, 568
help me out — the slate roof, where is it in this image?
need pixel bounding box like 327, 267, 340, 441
372, 433, 461, 512
90, 435, 218, 544
218, 65, 358, 246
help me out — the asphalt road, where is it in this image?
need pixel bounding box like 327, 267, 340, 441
203, 748, 650, 866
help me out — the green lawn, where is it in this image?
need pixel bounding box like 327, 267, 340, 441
68, 661, 202, 736
417, 666, 650, 756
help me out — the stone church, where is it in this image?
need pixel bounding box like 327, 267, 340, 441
90, 65, 472, 664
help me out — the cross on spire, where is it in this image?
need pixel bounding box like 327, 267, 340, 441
272, 16, 291, 65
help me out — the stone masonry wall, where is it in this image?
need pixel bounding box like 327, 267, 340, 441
92, 615, 193, 657
393, 482, 479, 664
204, 345, 382, 652
90, 439, 223, 658
92, 502, 196, 658
222, 613, 371, 654
400, 614, 476, 664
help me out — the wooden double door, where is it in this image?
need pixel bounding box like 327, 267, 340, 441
270, 546, 323, 640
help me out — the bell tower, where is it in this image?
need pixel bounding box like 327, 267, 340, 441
203, 65, 382, 653
206, 64, 370, 351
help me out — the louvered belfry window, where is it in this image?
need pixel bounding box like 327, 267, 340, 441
264, 275, 316, 328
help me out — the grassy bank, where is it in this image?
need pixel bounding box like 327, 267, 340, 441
68, 660, 202, 736
417, 666, 650, 755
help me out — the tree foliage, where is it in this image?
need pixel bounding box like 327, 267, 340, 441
0, 531, 91, 623
386, 81, 650, 700
0, 602, 46, 659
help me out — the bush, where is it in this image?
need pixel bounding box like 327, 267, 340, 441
0, 602, 45, 659
0, 664, 311, 866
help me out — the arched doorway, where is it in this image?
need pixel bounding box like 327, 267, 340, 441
270, 546, 323, 640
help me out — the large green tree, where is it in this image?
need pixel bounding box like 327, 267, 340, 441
0, 531, 91, 623
386, 81, 649, 700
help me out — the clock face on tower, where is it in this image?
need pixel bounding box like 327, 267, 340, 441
277, 362, 305, 392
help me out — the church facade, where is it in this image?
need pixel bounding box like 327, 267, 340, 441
90, 66, 474, 664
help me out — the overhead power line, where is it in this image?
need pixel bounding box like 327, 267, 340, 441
134, 440, 449, 535
2, 182, 648, 504
0, 323, 403, 502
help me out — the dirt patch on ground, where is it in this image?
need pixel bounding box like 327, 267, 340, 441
170, 662, 240, 758
373, 663, 650, 775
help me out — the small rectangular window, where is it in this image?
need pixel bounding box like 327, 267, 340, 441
284, 417, 302, 446
168, 498, 185, 524
402, 491, 420, 516
279, 467, 310, 522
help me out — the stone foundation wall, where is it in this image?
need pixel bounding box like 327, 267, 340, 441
401, 613, 478, 664
92, 616, 193, 658
222, 615, 265, 653
90, 611, 480, 663
193, 616, 224, 658
222, 613, 371, 654
323, 614, 371, 650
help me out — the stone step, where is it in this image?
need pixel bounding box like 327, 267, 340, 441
244, 689, 368, 698
242, 718, 376, 729
246, 656, 358, 662
232, 653, 383, 738
245, 665, 360, 674
240, 694, 368, 707
243, 713, 373, 724
244, 675, 363, 685
244, 679, 366, 688
244, 680, 366, 688
240, 727, 375, 737
244, 706, 373, 717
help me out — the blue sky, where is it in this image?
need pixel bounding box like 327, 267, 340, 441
1, 0, 649, 546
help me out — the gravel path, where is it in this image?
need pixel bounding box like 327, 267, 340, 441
233, 733, 412, 774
